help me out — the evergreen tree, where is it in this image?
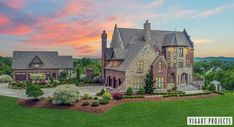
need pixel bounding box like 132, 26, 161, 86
76, 68, 80, 81
144, 70, 154, 94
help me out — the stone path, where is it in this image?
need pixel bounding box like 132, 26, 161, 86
0, 83, 105, 99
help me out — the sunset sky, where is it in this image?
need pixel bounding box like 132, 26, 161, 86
0, 0, 233, 58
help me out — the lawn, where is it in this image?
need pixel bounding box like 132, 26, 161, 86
0, 93, 234, 127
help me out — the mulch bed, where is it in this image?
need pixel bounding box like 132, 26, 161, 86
17, 93, 219, 114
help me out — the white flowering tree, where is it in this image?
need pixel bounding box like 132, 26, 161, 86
30, 73, 46, 82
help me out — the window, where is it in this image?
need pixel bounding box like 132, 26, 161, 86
35, 64, 39, 67
112, 61, 117, 67
137, 61, 144, 72
157, 77, 164, 88
186, 58, 191, 65
179, 62, 183, 68
158, 61, 162, 72
134, 77, 144, 89
179, 48, 183, 57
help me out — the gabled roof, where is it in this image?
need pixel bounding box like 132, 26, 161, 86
162, 32, 192, 47
30, 56, 43, 65
12, 51, 73, 69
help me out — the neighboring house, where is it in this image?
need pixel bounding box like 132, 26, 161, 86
12, 51, 73, 81
210, 80, 222, 91
101, 20, 194, 91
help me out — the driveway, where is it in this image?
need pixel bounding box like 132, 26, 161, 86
0, 83, 105, 99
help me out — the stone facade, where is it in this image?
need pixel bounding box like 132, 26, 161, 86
101, 20, 194, 91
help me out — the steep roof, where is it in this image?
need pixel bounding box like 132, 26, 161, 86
105, 26, 193, 71
12, 51, 73, 69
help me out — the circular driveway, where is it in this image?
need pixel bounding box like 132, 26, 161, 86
0, 83, 105, 99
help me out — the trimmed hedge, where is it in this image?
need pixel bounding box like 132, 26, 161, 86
163, 91, 212, 98
123, 95, 145, 99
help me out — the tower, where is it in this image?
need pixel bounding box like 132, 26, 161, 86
101, 30, 107, 81
144, 20, 151, 43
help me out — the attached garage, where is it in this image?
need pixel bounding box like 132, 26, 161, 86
15, 72, 26, 81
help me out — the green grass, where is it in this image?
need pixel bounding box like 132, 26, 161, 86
1, 93, 234, 127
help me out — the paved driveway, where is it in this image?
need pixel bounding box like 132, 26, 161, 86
0, 83, 105, 99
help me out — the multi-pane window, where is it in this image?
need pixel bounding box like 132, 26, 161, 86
186, 58, 191, 66
112, 61, 117, 67
137, 61, 144, 72
134, 77, 144, 89
157, 77, 164, 88
179, 48, 183, 57
179, 62, 183, 68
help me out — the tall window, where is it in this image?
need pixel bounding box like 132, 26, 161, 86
179, 62, 183, 68
137, 61, 144, 72
186, 58, 191, 66
158, 61, 162, 72
134, 77, 144, 89
179, 48, 183, 57
157, 77, 164, 88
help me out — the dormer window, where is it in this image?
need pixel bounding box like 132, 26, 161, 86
30, 56, 43, 68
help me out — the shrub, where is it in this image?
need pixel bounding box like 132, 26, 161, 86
83, 94, 89, 100
112, 92, 124, 100
97, 88, 106, 96
99, 99, 109, 105
126, 87, 133, 95
93, 96, 98, 100
88, 96, 93, 99
208, 84, 216, 92
82, 101, 90, 106
138, 87, 145, 95
124, 95, 145, 98
26, 84, 44, 99
52, 85, 79, 105
91, 101, 99, 107
102, 92, 111, 100
0, 74, 13, 83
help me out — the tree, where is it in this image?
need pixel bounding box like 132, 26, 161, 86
76, 68, 80, 81
208, 84, 216, 92
26, 84, 44, 99
144, 70, 154, 94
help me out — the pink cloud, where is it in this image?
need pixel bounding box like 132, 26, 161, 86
2, 0, 25, 10
0, 14, 10, 25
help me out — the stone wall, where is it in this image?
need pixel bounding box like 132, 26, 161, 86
124, 43, 158, 90
105, 69, 125, 88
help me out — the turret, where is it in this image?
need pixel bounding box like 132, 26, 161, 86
110, 24, 123, 49
144, 20, 151, 43
101, 30, 107, 80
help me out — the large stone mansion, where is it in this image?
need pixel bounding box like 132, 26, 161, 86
101, 20, 195, 91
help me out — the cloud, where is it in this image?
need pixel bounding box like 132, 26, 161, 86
190, 4, 234, 19
1, 0, 25, 10
193, 39, 212, 45
0, 14, 10, 25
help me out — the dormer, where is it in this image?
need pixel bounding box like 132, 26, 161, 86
29, 56, 43, 68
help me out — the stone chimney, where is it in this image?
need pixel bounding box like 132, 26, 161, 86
144, 20, 151, 43
101, 30, 107, 80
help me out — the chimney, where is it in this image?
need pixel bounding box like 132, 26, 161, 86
144, 20, 151, 43
101, 30, 107, 80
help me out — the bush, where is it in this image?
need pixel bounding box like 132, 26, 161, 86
83, 94, 89, 100
0, 74, 13, 83
88, 96, 93, 99
93, 96, 98, 100
26, 84, 44, 99
97, 88, 106, 96
99, 99, 109, 105
138, 87, 145, 95
126, 87, 133, 95
112, 92, 124, 100
52, 85, 79, 105
102, 92, 111, 100
82, 101, 90, 106
208, 84, 216, 92
123, 95, 145, 99
91, 101, 99, 107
